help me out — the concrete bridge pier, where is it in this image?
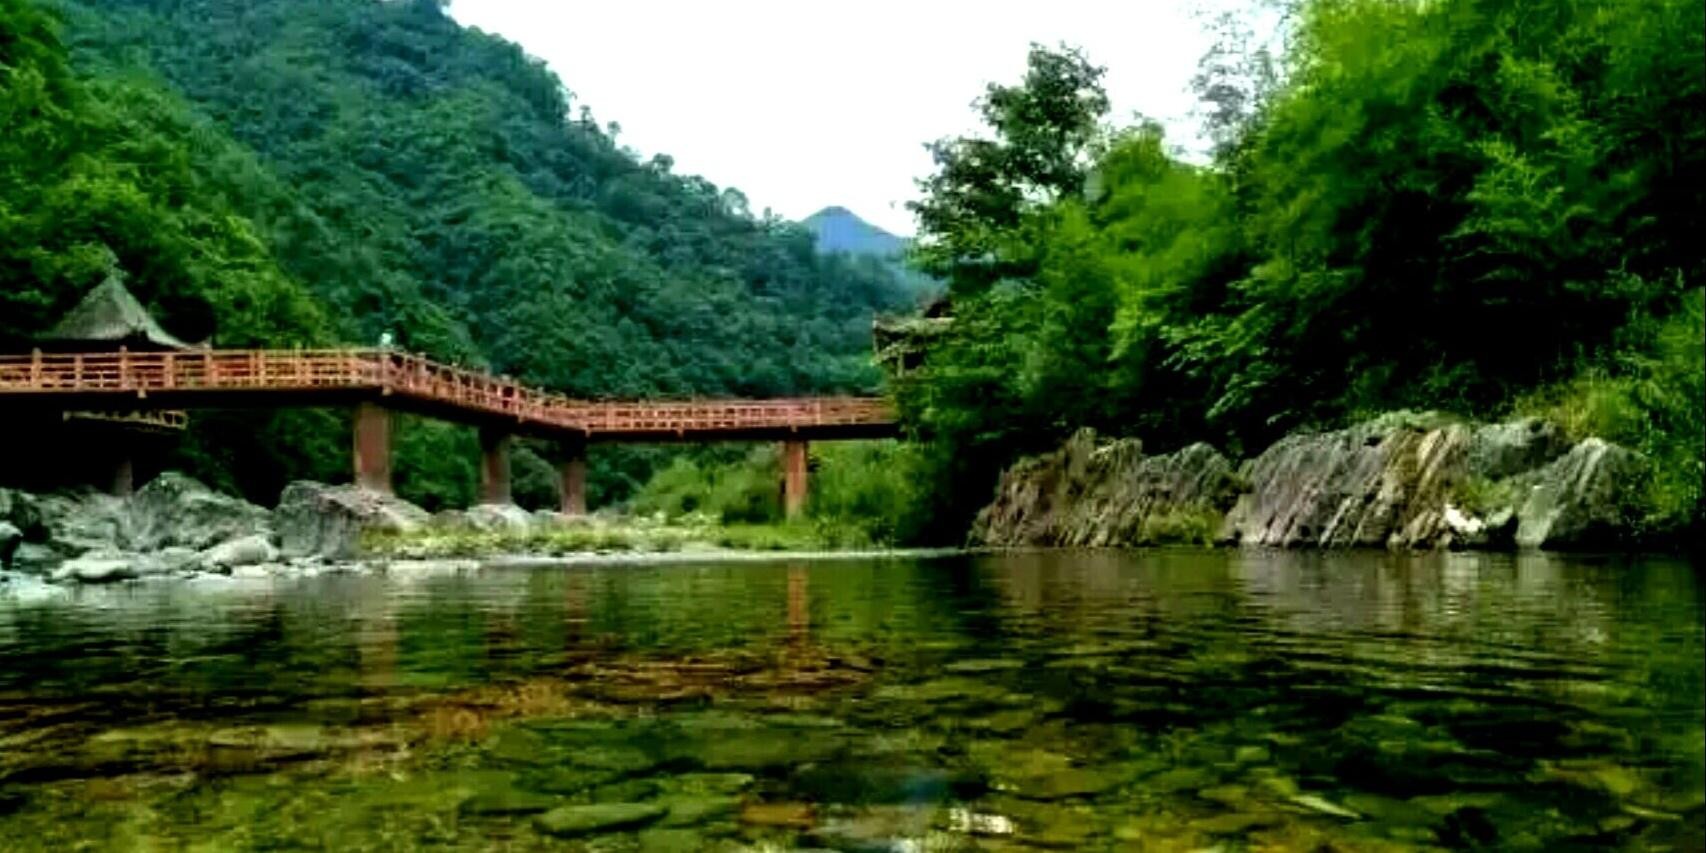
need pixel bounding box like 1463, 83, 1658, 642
782, 439, 809, 519
479, 427, 512, 505
352, 402, 393, 494
557, 438, 587, 516
111, 454, 135, 498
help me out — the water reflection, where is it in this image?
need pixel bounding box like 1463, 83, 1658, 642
0, 550, 1700, 850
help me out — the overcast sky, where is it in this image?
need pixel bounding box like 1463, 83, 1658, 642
449, 1, 1249, 236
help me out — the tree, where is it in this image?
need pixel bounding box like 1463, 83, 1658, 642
909, 44, 1110, 296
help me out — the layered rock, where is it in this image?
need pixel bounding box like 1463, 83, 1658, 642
973, 414, 1651, 551
1512, 438, 1646, 548
1221, 414, 1473, 548
970, 430, 1244, 547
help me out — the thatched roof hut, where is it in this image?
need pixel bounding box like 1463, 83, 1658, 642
40, 269, 190, 351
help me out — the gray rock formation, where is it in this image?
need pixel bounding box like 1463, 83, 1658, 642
275, 482, 429, 559
1466, 417, 1572, 479
198, 533, 280, 571
33, 491, 128, 556
50, 551, 138, 583
1221, 414, 1474, 548
127, 472, 273, 551
1514, 438, 1647, 548
0, 488, 47, 542
464, 503, 534, 533
974, 413, 1649, 551
970, 429, 1244, 547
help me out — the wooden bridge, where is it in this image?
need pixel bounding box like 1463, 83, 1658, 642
0, 348, 897, 515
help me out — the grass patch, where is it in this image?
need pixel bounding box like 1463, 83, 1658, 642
1136, 506, 1225, 546
360, 514, 868, 558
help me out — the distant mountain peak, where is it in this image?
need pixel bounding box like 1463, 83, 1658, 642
801, 206, 904, 258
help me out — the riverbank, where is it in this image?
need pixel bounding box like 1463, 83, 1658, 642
0, 473, 931, 587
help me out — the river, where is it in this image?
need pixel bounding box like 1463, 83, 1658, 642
0, 550, 1700, 850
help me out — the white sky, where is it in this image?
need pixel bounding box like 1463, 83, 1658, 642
448, 1, 1245, 237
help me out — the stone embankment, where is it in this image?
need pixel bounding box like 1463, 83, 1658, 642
971, 413, 1649, 550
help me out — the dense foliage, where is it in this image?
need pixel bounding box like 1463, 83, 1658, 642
2, 0, 910, 506
899, 0, 1704, 540
630, 440, 929, 546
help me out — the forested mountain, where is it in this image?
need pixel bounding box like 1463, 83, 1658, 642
2, 0, 911, 504
802, 206, 905, 258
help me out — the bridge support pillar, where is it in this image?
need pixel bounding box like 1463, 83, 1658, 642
558, 439, 587, 517
352, 402, 393, 494
111, 454, 134, 498
782, 439, 808, 519
479, 428, 512, 505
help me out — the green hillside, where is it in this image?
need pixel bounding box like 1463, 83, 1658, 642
1, 0, 911, 505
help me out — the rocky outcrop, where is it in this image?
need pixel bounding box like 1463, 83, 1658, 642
1513, 438, 1646, 548
970, 429, 1244, 547
2, 474, 506, 585
973, 414, 1652, 551
1221, 414, 1473, 548
274, 482, 429, 559
127, 472, 273, 551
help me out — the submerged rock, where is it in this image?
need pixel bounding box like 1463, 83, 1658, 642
458, 787, 559, 816
533, 802, 666, 837
274, 481, 428, 559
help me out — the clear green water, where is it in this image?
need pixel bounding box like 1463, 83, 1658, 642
0, 550, 1701, 851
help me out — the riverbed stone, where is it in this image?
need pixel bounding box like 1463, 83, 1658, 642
680, 728, 844, 771
638, 828, 707, 852
667, 773, 756, 796
198, 534, 279, 570
458, 787, 559, 816
533, 802, 666, 837
1140, 766, 1217, 795
657, 795, 742, 826
128, 473, 274, 551
50, 550, 138, 583
740, 801, 815, 828
274, 481, 429, 559
464, 503, 533, 532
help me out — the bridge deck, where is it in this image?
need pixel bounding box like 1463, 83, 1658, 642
0, 349, 896, 442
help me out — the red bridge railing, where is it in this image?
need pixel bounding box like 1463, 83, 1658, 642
0, 348, 895, 439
